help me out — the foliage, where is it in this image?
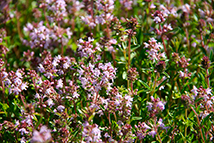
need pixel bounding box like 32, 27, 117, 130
0, 0, 214, 142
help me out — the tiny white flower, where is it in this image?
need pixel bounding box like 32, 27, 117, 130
191, 86, 198, 96
206, 88, 212, 95
57, 105, 65, 112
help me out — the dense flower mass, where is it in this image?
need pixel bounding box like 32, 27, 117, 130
82, 122, 102, 143
31, 126, 52, 143
144, 38, 166, 62
0, 0, 214, 143
23, 21, 72, 49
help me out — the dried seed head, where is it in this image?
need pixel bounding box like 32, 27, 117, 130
127, 67, 138, 82
201, 56, 210, 69
126, 17, 138, 30
155, 61, 166, 73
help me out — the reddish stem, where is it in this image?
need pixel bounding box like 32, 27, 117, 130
127, 36, 132, 88
206, 69, 210, 87
161, 35, 169, 59
190, 106, 205, 143
0, 74, 5, 103
128, 36, 131, 69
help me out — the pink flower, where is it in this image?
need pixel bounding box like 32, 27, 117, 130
73, 92, 79, 99
19, 128, 29, 135
206, 88, 212, 95
142, 123, 151, 130
150, 3, 156, 9
31, 126, 52, 143
57, 105, 65, 112
47, 98, 54, 107
148, 130, 157, 138
157, 101, 165, 111
21, 82, 28, 90
191, 86, 198, 96
56, 79, 63, 89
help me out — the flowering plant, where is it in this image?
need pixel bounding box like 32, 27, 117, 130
0, 0, 214, 142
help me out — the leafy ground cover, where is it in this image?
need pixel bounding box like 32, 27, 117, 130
0, 0, 214, 142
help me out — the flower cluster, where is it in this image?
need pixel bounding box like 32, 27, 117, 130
38, 52, 75, 78
31, 126, 52, 143
120, 0, 133, 10
108, 89, 133, 119
82, 122, 102, 143
1, 0, 214, 142
2, 68, 28, 95
127, 67, 138, 82
23, 22, 72, 49
78, 62, 116, 99
144, 38, 166, 62
172, 53, 192, 78
43, 0, 68, 22
81, 0, 115, 28
77, 37, 101, 58
135, 118, 168, 140
201, 56, 210, 69
151, 4, 174, 36
147, 96, 165, 117
191, 86, 213, 108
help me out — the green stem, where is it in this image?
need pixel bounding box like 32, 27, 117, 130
151, 73, 158, 97
127, 36, 131, 88
184, 109, 187, 143
155, 117, 162, 143
190, 106, 205, 143
185, 28, 190, 53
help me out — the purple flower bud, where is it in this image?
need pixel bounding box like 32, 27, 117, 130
57, 105, 65, 112
148, 130, 157, 138
157, 101, 165, 111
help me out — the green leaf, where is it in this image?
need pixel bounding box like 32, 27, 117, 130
1, 103, 9, 116
162, 72, 170, 78
131, 45, 140, 52
35, 115, 43, 129
132, 36, 137, 45
131, 116, 142, 121
194, 97, 203, 103
88, 111, 96, 121
70, 127, 80, 141
122, 71, 127, 80
156, 78, 168, 92
199, 46, 207, 56
201, 112, 213, 125
209, 49, 213, 61
188, 111, 194, 119
193, 14, 198, 21
139, 80, 151, 90
0, 112, 5, 114
122, 41, 127, 50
